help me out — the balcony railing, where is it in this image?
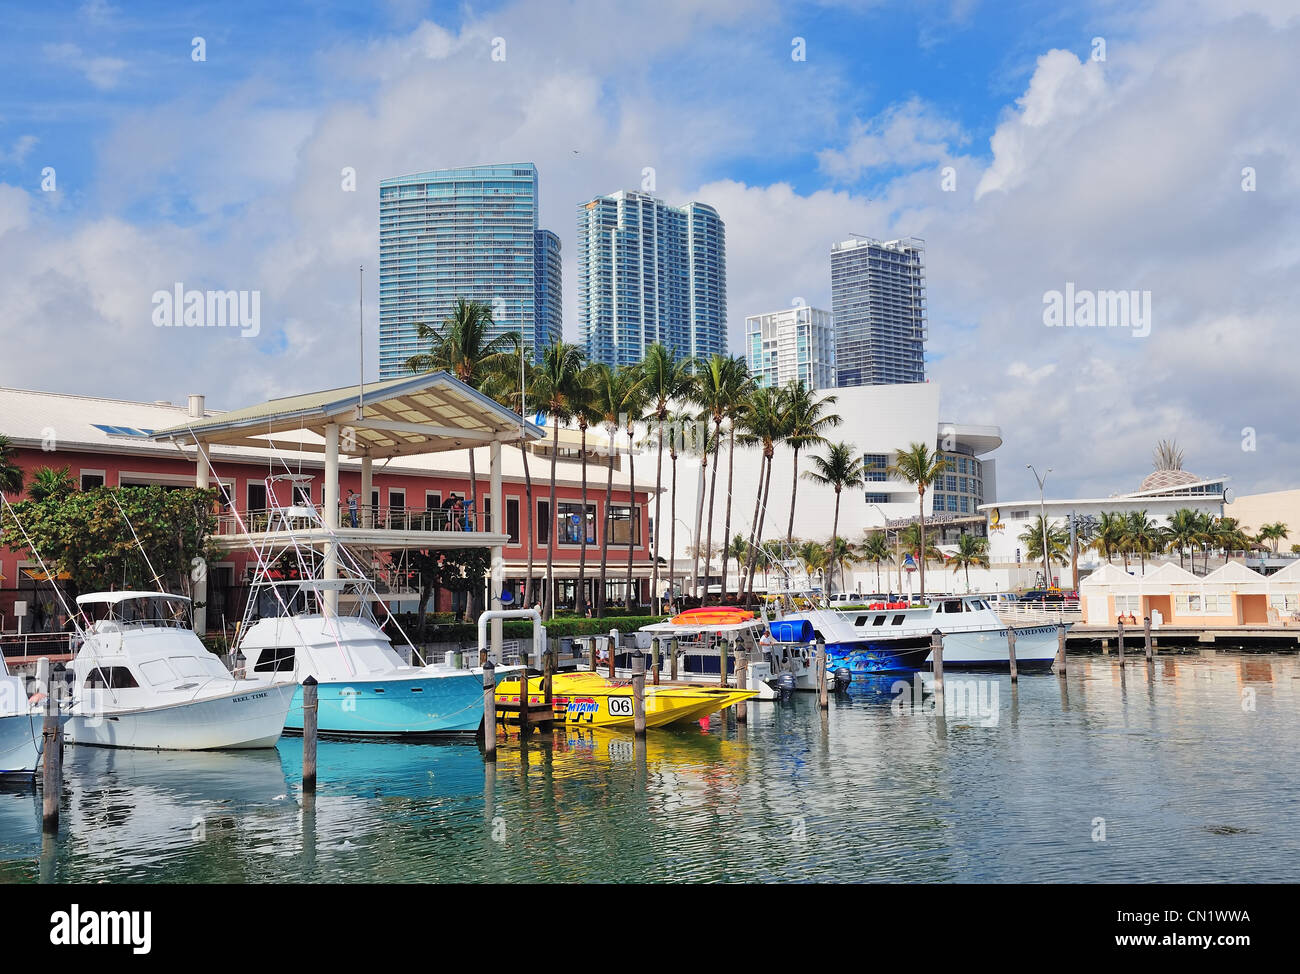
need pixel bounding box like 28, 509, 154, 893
217, 505, 489, 536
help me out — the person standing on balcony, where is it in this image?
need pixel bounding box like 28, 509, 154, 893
346, 489, 359, 528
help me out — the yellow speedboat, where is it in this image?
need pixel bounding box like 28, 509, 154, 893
496, 671, 756, 728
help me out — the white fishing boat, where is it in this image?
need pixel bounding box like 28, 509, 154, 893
0, 656, 42, 775
65, 592, 296, 751
636, 607, 777, 698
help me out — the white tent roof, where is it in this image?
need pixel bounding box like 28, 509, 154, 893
1139, 562, 1201, 586
1080, 563, 1134, 589
1202, 562, 1268, 585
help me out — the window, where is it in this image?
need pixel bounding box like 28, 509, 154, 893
506, 498, 520, 545
1114, 594, 1141, 614
292, 483, 314, 507
247, 482, 267, 514
865, 492, 890, 504
425, 491, 441, 510
1175, 592, 1230, 615
253, 647, 296, 673
483, 497, 492, 533
139, 659, 176, 686
389, 488, 405, 512
558, 502, 596, 544
864, 454, 888, 482
537, 499, 550, 545
85, 666, 139, 689
80, 470, 105, 490
608, 505, 640, 545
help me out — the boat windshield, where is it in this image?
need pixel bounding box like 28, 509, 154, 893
85, 596, 192, 630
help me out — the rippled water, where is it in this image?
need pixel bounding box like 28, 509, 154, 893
2, 652, 1297, 883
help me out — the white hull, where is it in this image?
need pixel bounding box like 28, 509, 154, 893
0, 712, 41, 774
67, 683, 295, 751
924, 624, 1060, 666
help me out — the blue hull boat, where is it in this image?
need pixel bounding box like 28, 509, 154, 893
824, 638, 933, 675
281, 673, 486, 737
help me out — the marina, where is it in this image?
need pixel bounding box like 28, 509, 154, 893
2, 650, 1296, 884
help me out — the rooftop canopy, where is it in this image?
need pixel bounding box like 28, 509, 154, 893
150, 372, 543, 459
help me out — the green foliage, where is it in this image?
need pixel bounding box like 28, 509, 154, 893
0, 485, 220, 598
0, 433, 24, 494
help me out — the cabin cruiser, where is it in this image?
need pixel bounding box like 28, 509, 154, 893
0, 655, 42, 774
65, 592, 296, 750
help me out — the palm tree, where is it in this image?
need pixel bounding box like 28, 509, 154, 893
531, 342, 587, 618
949, 534, 990, 593
783, 382, 841, 543
737, 386, 791, 600
1214, 516, 1253, 563
663, 408, 693, 606
26, 466, 75, 502
826, 535, 855, 594
803, 442, 867, 594
621, 367, 649, 610
1090, 511, 1126, 565
0, 434, 24, 495
795, 538, 829, 585
641, 344, 695, 611
589, 364, 644, 616
1256, 521, 1289, 555
1019, 515, 1069, 578
694, 355, 751, 603
480, 345, 538, 605
888, 442, 950, 600
405, 298, 519, 522
857, 531, 892, 594
1122, 510, 1161, 574
573, 366, 602, 616
1164, 508, 1201, 569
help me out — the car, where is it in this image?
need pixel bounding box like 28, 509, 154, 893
1020, 588, 1065, 603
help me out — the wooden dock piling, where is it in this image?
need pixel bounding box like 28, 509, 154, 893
301, 676, 318, 795
1006, 628, 1018, 683
651, 637, 660, 686
930, 629, 944, 712
607, 629, 618, 680
719, 636, 729, 688
1143, 616, 1153, 662
736, 648, 748, 724
631, 649, 646, 738
1054, 623, 1068, 676
482, 660, 497, 762
39, 658, 60, 835
816, 638, 828, 710
1117, 618, 1126, 662
669, 636, 678, 681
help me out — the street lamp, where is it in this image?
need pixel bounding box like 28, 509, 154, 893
1027, 465, 1053, 590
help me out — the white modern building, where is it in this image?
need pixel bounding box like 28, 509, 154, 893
745, 306, 836, 391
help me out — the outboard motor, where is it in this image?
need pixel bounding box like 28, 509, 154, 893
833, 666, 853, 693
770, 670, 797, 702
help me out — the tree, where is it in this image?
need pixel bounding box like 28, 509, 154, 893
573, 366, 602, 616
589, 364, 645, 616
405, 298, 519, 523
1019, 514, 1069, 576
783, 382, 841, 543
826, 535, 855, 594
803, 442, 867, 594
621, 366, 648, 610
1256, 521, 1289, 555
479, 344, 538, 605
736, 385, 790, 601
0, 485, 220, 603
888, 442, 950, 600
694, 354, 751, 603
641, 344, 695, 611
530, 341, 587, 618
27, 466, 75, 503
1089, 511, 1126, 566
1122, 510, 1161, 573
406, 547, 493, 642
857, 531, 892, 594
949, 534, 990, 593
0, 434, 25, 495
1164, 508, 1202, 570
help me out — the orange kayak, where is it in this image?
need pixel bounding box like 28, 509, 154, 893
670, 607, 755, 626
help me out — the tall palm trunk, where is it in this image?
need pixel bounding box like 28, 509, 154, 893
522, 441, 534, 606
785, 446, 801, 543
468, 450, 478, 530
691, 450, 708, 602
745, 448, 775, 599
545, 422, 560, 618
875, 558, 882, 593
597, 430, 615, 617
669, 444, 678, 607
830, 488, 841, 594
742, 452, 768, 601
720, 425, 737, 602
703, 420, 723, 604
651, 414, 665, 612
625, 426, 636, 609
577, 422, 589, 616
917, 487, 927, 599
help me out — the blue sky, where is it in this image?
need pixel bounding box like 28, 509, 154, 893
1, 0, 1298, 502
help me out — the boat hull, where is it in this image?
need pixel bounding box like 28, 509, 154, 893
924, 624, 1060, 669
279, 673, 486, 737
825, 638, 934, 676
66, 684, 295, 751
497, 673, 755, 728
0, 712, 41, 774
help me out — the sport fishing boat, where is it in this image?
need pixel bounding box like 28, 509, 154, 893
496, 670, 756, 728
0, 655, 42, 774
767, 604, 935, 678
65, 592, 296, 750
636, 606, 778, 698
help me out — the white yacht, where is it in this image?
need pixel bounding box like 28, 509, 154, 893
0, 655, 42, 774
66, 592, 296, 750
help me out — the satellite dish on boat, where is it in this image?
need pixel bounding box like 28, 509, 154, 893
500, 591, 515, 604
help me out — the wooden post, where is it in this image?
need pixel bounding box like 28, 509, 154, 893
39, 659, 60, 835
1054, 623, 1068, 677
543, 645, 554, 705
1143, 616, 1153, 662
669, 636, 678, 682
587, 636, 597, 671
301, 676, 318, 795
607, 629, 618, 680
719, 636, 729, 688
651, 637, 661, 687
816, 638, 828, 710
930, 629, 944, 712
631, 649, 646, 738
1117, 618, 1125, 662
1006, 628, 1018, 683
482, 660, 497, 762
736, 648, 748, 724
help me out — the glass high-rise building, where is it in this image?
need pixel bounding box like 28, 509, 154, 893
830, 236, 927, 386
577, 190, 725, 369
745, 306, 836, 390
378, 163, 562, 377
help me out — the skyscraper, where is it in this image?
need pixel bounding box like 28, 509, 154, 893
577, 190, 726, 369
378, 163, 561, 377
745, 305, 837, 390
830, 236, 927, 386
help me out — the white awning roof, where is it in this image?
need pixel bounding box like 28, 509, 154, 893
76, 591, 192, 605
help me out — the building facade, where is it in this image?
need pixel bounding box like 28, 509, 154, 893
577, 190, 726, 369
378, 164, 561, 377
745, 306, 836, 390
830, 236, 927, 387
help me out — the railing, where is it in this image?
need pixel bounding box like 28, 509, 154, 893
217, 505, 489, 536
996, 600, 1082, 624
0, 631, 80, 662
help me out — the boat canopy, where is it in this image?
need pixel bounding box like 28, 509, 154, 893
76, 591, 192, 606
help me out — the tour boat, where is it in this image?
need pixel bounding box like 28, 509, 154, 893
0, 655, 42, 774
495, 670, 756, 728
65, 592, 296, 751
638, 611, 779, 698
767, 606, 935, 679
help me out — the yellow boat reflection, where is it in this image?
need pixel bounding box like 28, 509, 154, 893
496, 671, 756, 728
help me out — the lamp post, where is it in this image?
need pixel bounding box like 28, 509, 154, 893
1028, 465, 1053, 590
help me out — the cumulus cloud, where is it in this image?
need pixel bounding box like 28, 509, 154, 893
43, 42, 127, 90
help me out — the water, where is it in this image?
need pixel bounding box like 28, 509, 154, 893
2, 652, 1297, 883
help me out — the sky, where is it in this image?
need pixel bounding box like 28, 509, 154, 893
0, 0, 1297, 503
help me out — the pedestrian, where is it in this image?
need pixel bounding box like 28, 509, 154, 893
346, 489, 359, 528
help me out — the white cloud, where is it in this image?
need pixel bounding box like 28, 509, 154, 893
43, 42, 127, 90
